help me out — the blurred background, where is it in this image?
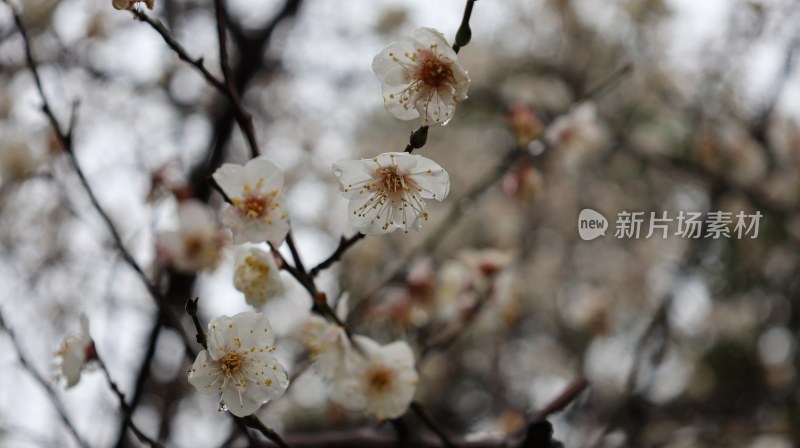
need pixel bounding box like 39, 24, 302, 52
2, 0, 800, 446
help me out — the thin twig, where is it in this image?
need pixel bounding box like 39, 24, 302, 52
3, 0, 195, 356
112, 315, 163, 448
0, 311, 90, 448
97, 356, 163, 448
132, 9, 227, 93
285, 231, 307, 274
309, 233, 365, 276
531, 377, 589, 422
241, 415, 291, 448
410, 402, 457, 448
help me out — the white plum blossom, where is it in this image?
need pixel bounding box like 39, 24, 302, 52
212, 157, 290, 246
329, 336, 418, 420
157, 200, 226, 272
333, 152, 450, 234
373, 27, 469, 126
54, 314, 94, 388
188, 311, 289, 417
545, 102, 607, 161
302, 315, 351, 379
233, 247, 283, 308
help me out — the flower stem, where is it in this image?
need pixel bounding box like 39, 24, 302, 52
185, 297, 207, 349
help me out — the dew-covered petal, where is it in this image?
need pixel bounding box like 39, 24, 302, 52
222, 384, 262, 417
415, 88, 456, 126
372, 40, 418, 87
332, 159, 372, 199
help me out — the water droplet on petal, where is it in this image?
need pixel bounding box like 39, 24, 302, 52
218, 400, 228, 412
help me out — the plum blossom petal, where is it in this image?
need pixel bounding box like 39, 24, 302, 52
373, 27, 469, 126
212, 157, 291, 246
188, 311, 288, 417
303, 315, 351, 379
332, 152, 450, 235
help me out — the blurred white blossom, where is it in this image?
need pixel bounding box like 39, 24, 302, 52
187, 312, 289, 417
54, 314, 94, 388
333, 152, 449, 234
233, 247, 283, 308
373, 27, 469, 126
330, 336, 418, 420
545, 102, 607, 164
212, 157, 290, 245
303, 315, 351, 379
157, 200, 227, 272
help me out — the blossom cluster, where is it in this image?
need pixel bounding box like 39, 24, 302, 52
56, 20, 472, 423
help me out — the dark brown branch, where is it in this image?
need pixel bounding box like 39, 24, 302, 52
112, 315, 163, 448
285, 231, 308, 274
309, 233, 365, 276
241, 415, 291, 448
531, 377, 589, 422
212, 0, 260, 158
96, 356, 163, 448
409, 402, 457, 448
0, 311, 89, 448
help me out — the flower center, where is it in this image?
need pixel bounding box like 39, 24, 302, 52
183, 233, 206, 258
245, 254, 270, 275
365, 365, 395, 394
234, 195, 269, 219
376, 167, 406, 197
220, 351, 244, 376
415, 49, 454, 89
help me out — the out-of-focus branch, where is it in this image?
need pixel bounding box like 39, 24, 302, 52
241, 415, 291, 448
112, 315, 163, 448
409, 402, 457, 448
2, 0, 194, 355
531, 377, 589, 423
212, 0, 260, 158
96, 355, 163, 448
132, 9, 227, 93
191, 0, 303, 202
0, 311, 89, 448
